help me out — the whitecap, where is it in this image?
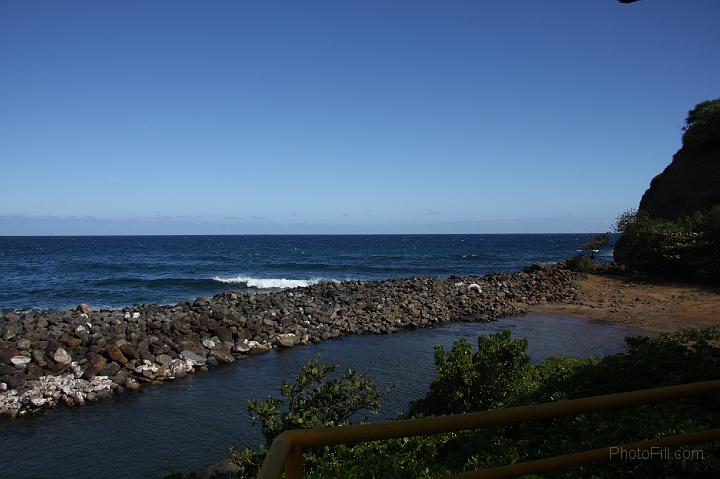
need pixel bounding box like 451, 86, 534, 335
211, 276, 320, 289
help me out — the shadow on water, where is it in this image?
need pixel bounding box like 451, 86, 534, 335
0, 313, 652, 479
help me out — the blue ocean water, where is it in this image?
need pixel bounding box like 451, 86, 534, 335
0, 234, 614, 311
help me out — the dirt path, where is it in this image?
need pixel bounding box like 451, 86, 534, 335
531, 273, 720, 332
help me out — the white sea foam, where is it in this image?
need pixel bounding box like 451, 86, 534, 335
211, 276, 320, 289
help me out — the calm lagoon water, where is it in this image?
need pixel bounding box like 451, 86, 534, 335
0, 313, 649, 479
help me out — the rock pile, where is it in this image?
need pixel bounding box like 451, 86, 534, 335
1, 265, 580, 417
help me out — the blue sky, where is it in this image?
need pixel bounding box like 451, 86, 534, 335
1, 0, 718, 235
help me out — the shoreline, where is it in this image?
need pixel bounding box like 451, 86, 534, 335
1, 265, 580, 418
530, 273, 720, 332
4, 265, 718, 419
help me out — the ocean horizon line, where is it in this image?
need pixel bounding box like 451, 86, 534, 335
0, 232, 613, 238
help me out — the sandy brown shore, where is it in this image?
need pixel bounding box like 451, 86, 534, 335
530, 273, 720, 332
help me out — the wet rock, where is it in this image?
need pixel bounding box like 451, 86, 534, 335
135, 362, 160, 380
29, 396, 47, 408
232, 341, 252, 354
76, 304, 93, 314
124, 377, 140, 391
275, 333, 298, 348
155, 354, 172, 366
248, 342, 272, 355
180, 350, 207, 366
210, 347, 235, 364
162, 359, 192, 379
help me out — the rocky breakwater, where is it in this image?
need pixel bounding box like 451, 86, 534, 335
0, 265, 581, 418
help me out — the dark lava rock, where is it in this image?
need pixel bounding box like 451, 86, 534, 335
105, 346, 128, 365
0, 348, 20, 365
210, 347, 234, 364
1, 265, 581, 419
82, 355, 107, 380
101, 362, 121, 377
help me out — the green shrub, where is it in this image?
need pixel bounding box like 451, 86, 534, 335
682, 98, 720, 149
614, 207, 720, 281
198, 329, 720, 478
304, 329, 720, 478
583, 232, 610, 258
565, 253, 595, 273
230, 356, 381, 477
247, 357, 380, 444
408, 331, 531, 416
563, 233, 609, 272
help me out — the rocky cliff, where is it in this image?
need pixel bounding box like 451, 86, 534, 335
637, 99, 720, 219
639, 98, 720, 219
614, 99, 720, 272
638, 144, 720, 220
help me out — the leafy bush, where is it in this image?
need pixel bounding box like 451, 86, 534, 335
564, 233, 610, 272
565, 253, 594, 273
583, 232, 610, 258
193, 329, 720, 478
682, 98, 720, 149
408, 331, 531, 415
614, 207, 720, 281
230, 357, 381, 477
247, 357, 380, 444
304, 329, 720, 478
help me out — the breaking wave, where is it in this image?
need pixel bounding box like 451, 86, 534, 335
211, 276, 321, 289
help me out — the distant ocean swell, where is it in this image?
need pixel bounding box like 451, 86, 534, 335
0, 234, 616, 311
92, 276, 323, 290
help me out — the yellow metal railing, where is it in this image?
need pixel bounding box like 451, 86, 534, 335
256, 379, 720, 479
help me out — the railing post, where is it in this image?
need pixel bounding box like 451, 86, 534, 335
284, 445, 305, 479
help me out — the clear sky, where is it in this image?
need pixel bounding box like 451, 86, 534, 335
1, 0, 718, 235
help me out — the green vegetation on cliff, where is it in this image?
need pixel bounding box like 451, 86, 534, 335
682, 98, 720, 149
614, 98, 720, 279
613, 207, 720, 281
